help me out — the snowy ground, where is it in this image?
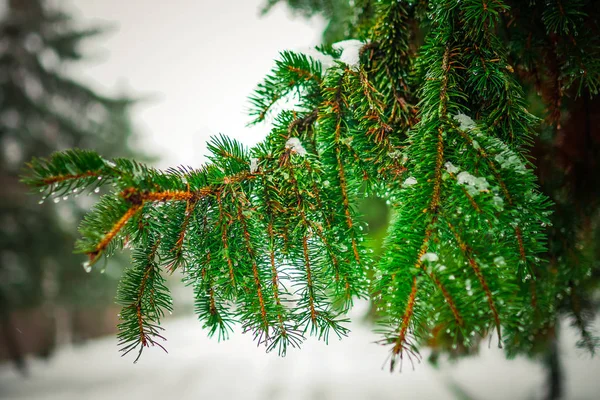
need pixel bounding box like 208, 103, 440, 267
1, 309, 599, 400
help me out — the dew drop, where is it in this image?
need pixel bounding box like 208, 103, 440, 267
62, 196, 69, 201
38, 200, 44, 204
94, 187, 100, 193
82, 261, 92, 273
53, 198, 60, 203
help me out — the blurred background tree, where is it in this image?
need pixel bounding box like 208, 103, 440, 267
0, 0, 139, 372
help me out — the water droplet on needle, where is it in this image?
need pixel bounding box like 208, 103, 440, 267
82, 261, 92, 273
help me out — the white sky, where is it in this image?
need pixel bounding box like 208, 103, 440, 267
61, 0, 323, 168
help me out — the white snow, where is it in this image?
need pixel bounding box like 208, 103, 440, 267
500, 154, 528, 174
494, 256, 507, 267
285, 137, 307, 156
420, 252, 439, 263
492, 195, 504, 211
456, 171, 476, 186
453, 113, 476, 130
303, 47, 336, 70
456, 171, 489, 195
444, 162, 459, 174
332, 39, 365, 70
475, 177, 489, 191
403, 177, 417, 186
1, 316, 599, 400
249, 157, 259, 173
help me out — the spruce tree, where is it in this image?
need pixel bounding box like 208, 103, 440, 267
1, 0, 137, 369
22, 0, 598, 385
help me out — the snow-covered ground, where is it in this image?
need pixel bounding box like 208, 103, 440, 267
1, 308, 599, 400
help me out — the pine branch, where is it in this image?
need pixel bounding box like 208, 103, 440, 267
248, 50, 325, 124
376, 0, 552, 369
116, 239, 172, 362
21, 0, 582, 367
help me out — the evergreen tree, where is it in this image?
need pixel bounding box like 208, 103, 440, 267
22, 0, 598, 391
1, 0, 137, 370
272, 1, 600, 396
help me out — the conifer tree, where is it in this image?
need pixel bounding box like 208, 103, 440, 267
1, 0, 137, 369
22, 0, 599, 385
272, 2, 600, 396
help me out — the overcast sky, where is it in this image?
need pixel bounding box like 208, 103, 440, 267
61, 0, 322, 168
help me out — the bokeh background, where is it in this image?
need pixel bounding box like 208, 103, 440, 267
0, 1, 599, 399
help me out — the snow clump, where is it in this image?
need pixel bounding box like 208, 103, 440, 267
495, 153, 527, 174
420, 252, 439, 263
403, 176, 417, 186
249, 158, 259, 173
285, 137, 307, 156
456, 171, 490, 195
444, 161, 460, 174
453, 112, 477, 130
332, 39, 366, 70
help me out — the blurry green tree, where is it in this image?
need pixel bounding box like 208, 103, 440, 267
1, 0, 138, 372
